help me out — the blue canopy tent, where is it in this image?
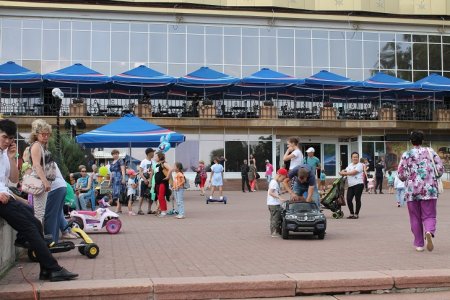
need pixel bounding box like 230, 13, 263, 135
111, 65, 176, 93
175, 67, 239, 95
43, 63, 111, 96
76, 114, 185, 148
414, 73, 450, 110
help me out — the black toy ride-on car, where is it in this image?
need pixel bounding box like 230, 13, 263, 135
279, 201, 327, 240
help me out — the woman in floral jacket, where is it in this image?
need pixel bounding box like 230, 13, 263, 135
397, 130, 444, 252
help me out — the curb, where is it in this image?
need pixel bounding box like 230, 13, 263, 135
2, 269, 450, 299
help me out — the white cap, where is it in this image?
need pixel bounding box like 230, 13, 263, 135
306, 147, 315, 153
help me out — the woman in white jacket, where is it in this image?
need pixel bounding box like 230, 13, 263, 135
394, 175, 405, 207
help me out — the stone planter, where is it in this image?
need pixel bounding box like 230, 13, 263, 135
200, 105, 216, 118
433, 109, 450, 121
260, 105, 278, 119
320, 107, 337, 120
136, 103, 152, 118
378, 108, 396, 120
69, 103, 87, 116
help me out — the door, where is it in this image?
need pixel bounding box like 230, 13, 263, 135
340, 144, 349, 171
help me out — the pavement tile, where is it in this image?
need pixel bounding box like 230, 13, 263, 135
152, 274, 296, 299
287, 271, 393, 294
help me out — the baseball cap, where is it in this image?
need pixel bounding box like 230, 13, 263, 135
265, 159, 269, 163
127, 169, 136, 176
306, 147, 315, 153
277, 168, 288, 176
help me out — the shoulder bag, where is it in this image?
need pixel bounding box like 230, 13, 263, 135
428, 148, 444, 194
22, 144, 47, 195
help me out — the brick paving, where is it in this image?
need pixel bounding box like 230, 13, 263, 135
1, 189, 450, 285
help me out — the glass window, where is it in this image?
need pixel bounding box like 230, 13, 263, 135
278, 28, 294, 38
91, 61, 110, 76
150, 24, 166, 33
347, 40, 362, 68
312, 30, 327, 39
312, 39, 329, 68
413, 43, 428, 70
169, 24, 186, 33
363, 41, 379, 69
380, 33, 395, 41
329, 31, 345, 39
379, 41, 396, 69
396, 34, 411, 42
249, 139, 272, 171
278, 38, 294, 66
295, 39, 312, 67
169, 33, 186, 64
396, 42, 412, 70
429, 35, 441, 43
242, 27, 258, 36
187, 25, 204, 34
346, 68, 364, 81
363, 32, 378, 41
261, 27, 276, 37
22, 20, 42, 29
224, 27, 240, 35
225, 141, 248, 172
187, 34, 204, 64
429, 44, 442, 71
278, 67, 294, 77
224, 65, 241, 78
2, 18, 20, 28
260, 37, 276, 66
385, 141, 407, 171
22, 29, 41, 60
200, 140, 224, 168
206, 35, 222, 65
41, 60, 60, 74
397, 70, 412, 81
43, 20, 59, 30
22, 60, 41, 73
224, 36, 241, 65
296, 29, 311, 39
60, 30, 71, 61
443, 36, 450, 44
131, 23, 148, 32
130, 32, 149, 62
413, 35, 427, 43
330, 39, 345, 68
295, 67, 312, 78
149, 33, 167, 62
92, 21, 109, 31
242, 65, 259, 77
110, 61, 129, 77
242, 36, 259, 65
413, 70, 428, 81
111, 31, 130, 61
111, 22, 129, 32
1, 27, 21, 60
92, 31, 110, 61
444, 44, 450, 70
346, 31, 362, 40
72, 21, 90, 31
175, 140, 199, 173
168, 63, 186, 77
205, 26, 222, 35
60, 21, 71, 30
362, 142, 375, 171
42, 30, 59, 60
323, 144, 336, 176
72, 31, 91, 61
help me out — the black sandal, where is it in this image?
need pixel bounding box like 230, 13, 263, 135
346, 215, 355, 219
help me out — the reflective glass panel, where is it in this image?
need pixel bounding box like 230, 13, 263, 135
396, 42, 412, 70
149, 33, 167, 62
363, 32, 378, 41
278, 38, 294, 66
187, 25, 204, 34
22, 29, 41, 60
205, 26, 222, 35
187, 34, 204, 64
60, 30, 71, 60
295, 39, 312, 67
397, 70, 412, 81
168, 63, 186, 77
278, 28, 294, 38
42, 30, 59, 60
260, 36, 276, 66
347, 40, 362, 68
111, 22, 129, 31
43, 20, 59, 30
92, 31, 110, 61
169, 33, 186, 64
150, 24, 166, 33
330, 39, 345, 68
429, 44, 442, 71
312, 39, 329, 67
72, 31, 91, 61
323, 144, 336, 176
363, 41, 379, 69
413, 35, 427, 43
92, 21, 109, 31
242, 37, 259, 65
379, 41, 396, 69
413, 43, 428, 70
131, 23, 148, 32
312, 30, 327, 39
130, 32, 149, 62
224, 36, 241, 65
224, 27, 240, 35
206, 35, 222, 64
111, 32, 129, 61
225, 141, 248, 172
242, 27, 258, 36
1, 27, 21, 59
22, 20, 41, 29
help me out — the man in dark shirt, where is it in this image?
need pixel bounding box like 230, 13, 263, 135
374, 159, 385, 194
282, 164, 320, 208
240, 159, 252, 192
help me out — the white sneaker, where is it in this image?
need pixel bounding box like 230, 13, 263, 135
158, 212, 167, 217
176, 215, 185, 219
271, 231, 279, 238
209, 196, 213, 199
425, 232, 434, 252
61, 232, 78, 239
416, 246, 424, 252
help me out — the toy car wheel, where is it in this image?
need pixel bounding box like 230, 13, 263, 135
78, 241, 86, 255
338, 211, 344, 219
332, 212, 338, 219
281, 220, 289, 240
70, 218, 84, 230
206, 200, 209, 204
27, 249, 38, 262
84, 243, 99, 259
223, 200, 227, 204
105, 219, 122, 234
317, 232, 325, 240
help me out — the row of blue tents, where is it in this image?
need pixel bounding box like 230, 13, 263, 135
1, 61, 450, 97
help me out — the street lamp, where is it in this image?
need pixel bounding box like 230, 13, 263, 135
51, 88, 64, 156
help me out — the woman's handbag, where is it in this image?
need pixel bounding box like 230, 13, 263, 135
183, 176, 190, 189
428, 148, 444, 194
22, 174, 45, 195
255, 172, 261, 179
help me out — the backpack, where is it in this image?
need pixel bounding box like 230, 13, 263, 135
183, 176, 190, 189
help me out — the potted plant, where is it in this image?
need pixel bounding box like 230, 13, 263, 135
69, 98, 87, 115
72, 97, 85, 104
323, 101, 333, 107
261, 100, 277, 119
202, 99, 213, 106
263, 100, 274, 106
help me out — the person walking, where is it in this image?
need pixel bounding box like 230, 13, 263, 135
196, 160, 208, 196
394, 174, 405, 207
304, 147, 321, 178
209, 157, 224, 200
339, 152, 364, 219
248, 160, 257, 192
397, 130, 444, 252
264, 159, 274, 184
240, 159, 251, 192
374, 159, 385, 194
109, 149, 126, 212
137, 148, 155, 215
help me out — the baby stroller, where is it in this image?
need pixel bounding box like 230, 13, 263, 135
320, 176, 346, 219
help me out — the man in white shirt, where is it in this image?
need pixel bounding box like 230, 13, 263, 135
0, 119, 77, 282
137, 147, 155, 214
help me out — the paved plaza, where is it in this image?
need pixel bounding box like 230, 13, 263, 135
1, 189, 450, 284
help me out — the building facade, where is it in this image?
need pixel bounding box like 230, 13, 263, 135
0, 1, 449, 177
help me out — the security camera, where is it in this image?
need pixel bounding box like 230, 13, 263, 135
52, 88, 64, 100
